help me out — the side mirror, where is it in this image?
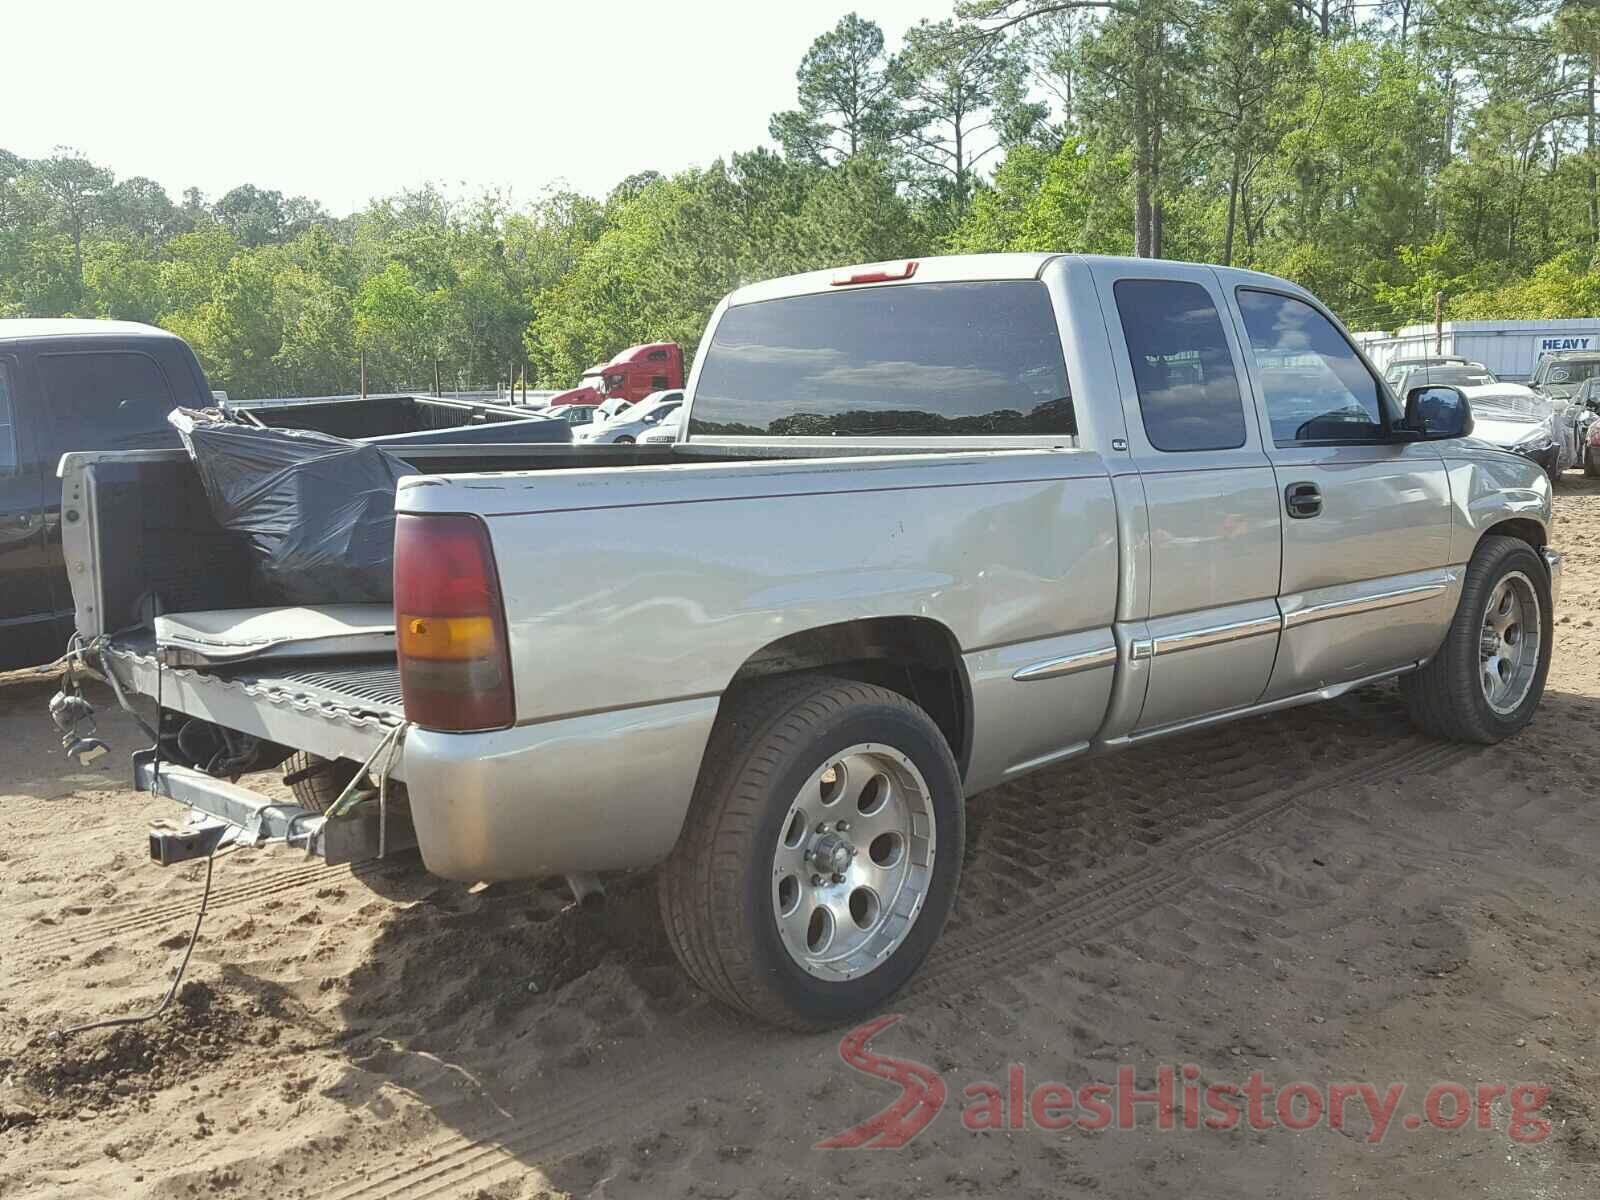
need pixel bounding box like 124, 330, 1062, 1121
1403, 384, 1473, 440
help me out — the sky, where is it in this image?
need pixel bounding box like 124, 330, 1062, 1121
2, 0, 947, 214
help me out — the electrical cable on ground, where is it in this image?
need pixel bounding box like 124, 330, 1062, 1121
50, 844, 221, 1040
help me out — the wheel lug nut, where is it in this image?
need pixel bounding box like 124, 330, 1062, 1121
832, 872, 846, 884
817, 822, 831, 834
836, 820, 850, 832
811, 874, 824, 887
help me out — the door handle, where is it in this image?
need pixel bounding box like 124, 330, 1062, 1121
1285, 481, 1322, 519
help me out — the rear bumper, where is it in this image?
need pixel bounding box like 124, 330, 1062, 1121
402, 696, 719, 881
1543, 547, 1563, 611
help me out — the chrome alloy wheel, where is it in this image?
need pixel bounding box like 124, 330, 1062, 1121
1480, 570, 1541, 715
770, 743, 936, 981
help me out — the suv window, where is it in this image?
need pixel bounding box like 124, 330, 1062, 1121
689, 281, 1074, 437
40, 350, 177, 451
1113, 279, 1246, 452
1236, 290, 1388, 444
0, 362, 16, 472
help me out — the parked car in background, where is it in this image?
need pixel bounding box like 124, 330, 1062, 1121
1, 319, 206, 669
638, 408, 683, 444
1397, 366, 1583, 481
59, 253, 1560, 1028
1573, 378, 1600, 477
1383, 354, 1480, 386
1391, 364, 1499, 390
1530, 350, 1600, 402
574, 389, 683, 444
538, 402, 600, 428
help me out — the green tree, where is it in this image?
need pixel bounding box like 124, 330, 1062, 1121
31, 149, 113, 299
895, 19, 1028, 232
769, 14, 900, 165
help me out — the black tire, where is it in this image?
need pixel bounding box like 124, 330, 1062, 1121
614, 435, 635, 445
1585, 446, 1600, 478
658, 674, 964, 1030
282, 751, 360, 814
1401, 535, 1552, 744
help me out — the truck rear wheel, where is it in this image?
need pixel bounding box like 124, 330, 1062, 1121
659, 675, 964, 1029
1586, 446, 1600, 478
281, 751, 359, 814
1401, 535, 1552, 744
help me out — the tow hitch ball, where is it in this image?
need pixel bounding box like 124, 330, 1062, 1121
50, 688, 109, 765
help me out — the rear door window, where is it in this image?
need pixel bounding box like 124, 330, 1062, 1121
1113, 279, 1246, 452
41, 350, 178, 451
689, 281, 1074, 437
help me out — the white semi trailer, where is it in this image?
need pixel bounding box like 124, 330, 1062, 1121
1360, 318, 1600, 383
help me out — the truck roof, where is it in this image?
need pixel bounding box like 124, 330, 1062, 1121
0, 317, 183, 343
725, 253, 1304, 307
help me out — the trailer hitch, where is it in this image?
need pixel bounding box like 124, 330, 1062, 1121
148, 817, 231, 866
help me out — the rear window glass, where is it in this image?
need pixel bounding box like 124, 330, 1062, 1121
41, 350, 177, 450
1113, 279, 1246, 452
688, 281, 1074, 437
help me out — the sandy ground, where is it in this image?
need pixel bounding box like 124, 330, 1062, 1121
3, 478, 1598, 1200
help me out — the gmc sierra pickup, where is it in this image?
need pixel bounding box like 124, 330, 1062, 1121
52, 254, 1562, 1028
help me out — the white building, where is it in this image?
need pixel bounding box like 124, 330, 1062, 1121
1358, 318, 1600, 382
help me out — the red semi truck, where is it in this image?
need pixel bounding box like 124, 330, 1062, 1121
543, 342, 684, 410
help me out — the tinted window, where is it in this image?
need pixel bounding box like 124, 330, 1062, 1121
1113, 279, 1246, 452
1236, 290, 1387, 444
0, 362, 16, 471
41, 350, 177, 451
690, 282, 1073, 437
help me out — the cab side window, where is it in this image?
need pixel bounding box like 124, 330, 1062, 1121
1113, 278, 1247, 452
40, 350, 177, 451
1236, 289, 1387, 444
0, 362, 17, 472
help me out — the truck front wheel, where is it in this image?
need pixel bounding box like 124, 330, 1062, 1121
1401, 534, 1553, 743
659, 675, 964, 1029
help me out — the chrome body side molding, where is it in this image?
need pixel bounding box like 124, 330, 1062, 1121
1012, 644, 1118, 681
1151, 614, 1281, 656
1282, 582, 1447, 629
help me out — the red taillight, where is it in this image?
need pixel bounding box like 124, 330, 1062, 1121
394, 513, 514, 731
832, 260, 918, 286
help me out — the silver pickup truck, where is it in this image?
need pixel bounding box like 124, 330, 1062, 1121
53, 253, 1561, 1028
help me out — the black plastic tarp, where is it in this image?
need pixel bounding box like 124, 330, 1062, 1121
169, 409, 415, 605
